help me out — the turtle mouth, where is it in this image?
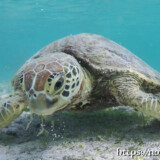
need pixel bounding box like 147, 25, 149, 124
28, 92, 69, 115
54, 107, 66, 114
45, 97, 58, 107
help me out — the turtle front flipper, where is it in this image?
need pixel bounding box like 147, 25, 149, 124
110, 76, 160, 120
0, 92, 27, 130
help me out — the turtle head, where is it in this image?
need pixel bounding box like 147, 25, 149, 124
20, 52, 91, 115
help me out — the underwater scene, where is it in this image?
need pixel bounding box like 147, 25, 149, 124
1, 0, 160, 160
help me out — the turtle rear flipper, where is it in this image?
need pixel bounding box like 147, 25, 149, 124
0, 92, 27, 130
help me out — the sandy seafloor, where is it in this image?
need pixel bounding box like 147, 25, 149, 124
1, 83, 160, 160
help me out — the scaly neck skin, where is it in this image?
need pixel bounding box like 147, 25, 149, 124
72, 67, 93, 106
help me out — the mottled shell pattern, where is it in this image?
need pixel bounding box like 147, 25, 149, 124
33, 33, 160, 91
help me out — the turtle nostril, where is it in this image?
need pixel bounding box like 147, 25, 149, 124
29, 89, 34, 95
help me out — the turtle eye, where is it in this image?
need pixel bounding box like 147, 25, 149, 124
54, 75, 64, 91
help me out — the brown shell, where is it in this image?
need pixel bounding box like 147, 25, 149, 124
12, 33, 160, 92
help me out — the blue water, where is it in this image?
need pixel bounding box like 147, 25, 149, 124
0, 0, 160, 83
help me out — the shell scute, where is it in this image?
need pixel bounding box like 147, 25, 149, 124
34, 64, 45, 72
34, 70, 50, 91
24, 71, 35, 91
46, 62, 63, 73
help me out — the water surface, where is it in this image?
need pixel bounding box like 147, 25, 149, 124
0, 0, 160, 82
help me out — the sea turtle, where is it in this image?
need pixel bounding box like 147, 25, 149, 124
1, 33, 160, 130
